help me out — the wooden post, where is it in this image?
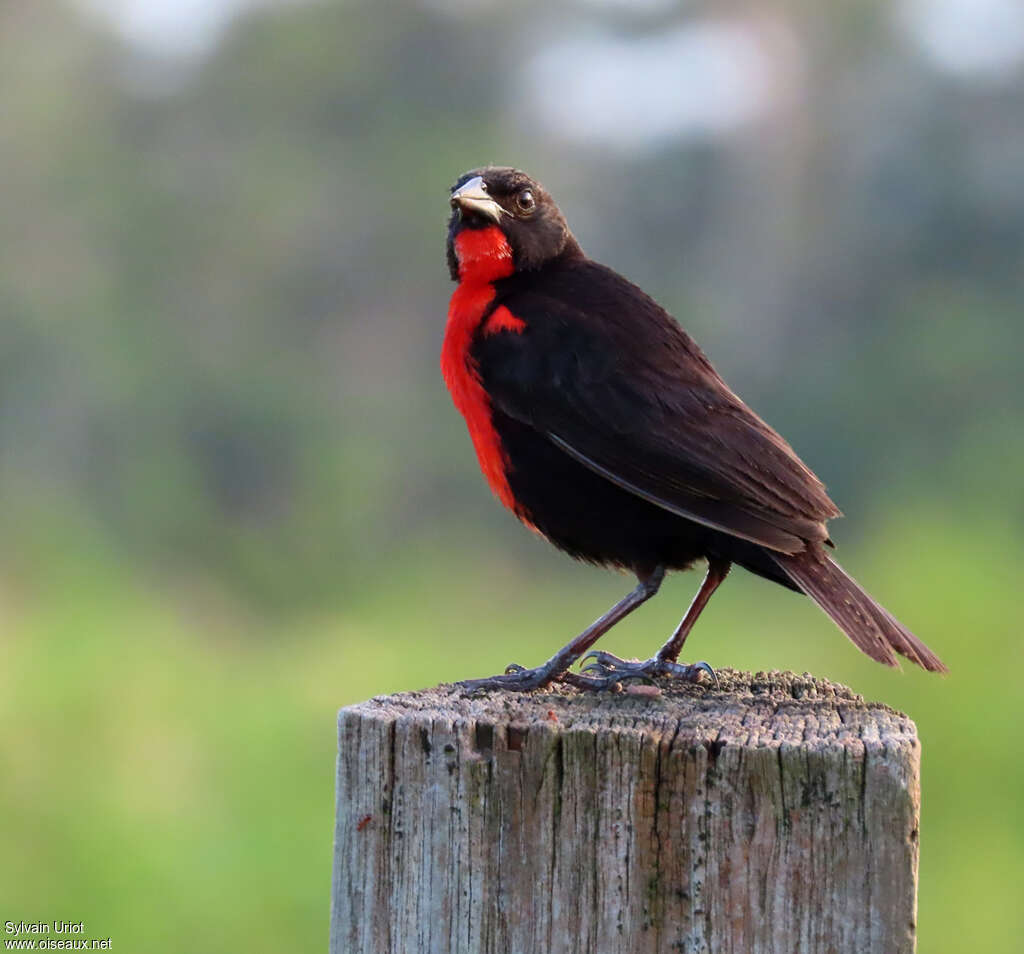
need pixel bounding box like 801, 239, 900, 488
330, 670, 920, 954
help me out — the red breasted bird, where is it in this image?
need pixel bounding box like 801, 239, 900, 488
442, 166, 946, 691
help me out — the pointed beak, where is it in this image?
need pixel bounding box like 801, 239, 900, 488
450, 176, 505, 223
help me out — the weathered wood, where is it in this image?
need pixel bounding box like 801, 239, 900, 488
330, 670, 920, 954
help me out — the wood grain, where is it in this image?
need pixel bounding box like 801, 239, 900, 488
330, 670, 919, 953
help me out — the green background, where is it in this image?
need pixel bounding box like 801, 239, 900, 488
1, 1, 1021, 951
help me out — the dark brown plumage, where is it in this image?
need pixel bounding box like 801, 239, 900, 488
442, 166, 946, 691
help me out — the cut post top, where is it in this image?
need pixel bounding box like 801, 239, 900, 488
343, 668, 917, 754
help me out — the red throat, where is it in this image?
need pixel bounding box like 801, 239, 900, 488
441, 227, 520, 512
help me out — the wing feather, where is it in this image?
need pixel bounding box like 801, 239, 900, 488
475, 262, 840, 553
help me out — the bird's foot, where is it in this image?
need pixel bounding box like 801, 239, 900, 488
459, 662, 603, 694
580, 651, 718, 688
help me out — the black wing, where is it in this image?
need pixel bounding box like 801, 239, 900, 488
476, 261, 840, 555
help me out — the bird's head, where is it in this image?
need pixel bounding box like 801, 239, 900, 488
446, 166, 581, 281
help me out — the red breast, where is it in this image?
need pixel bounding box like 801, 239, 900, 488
441, 227, 521, 512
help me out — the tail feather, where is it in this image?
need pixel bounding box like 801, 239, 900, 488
772, 548, 948, 674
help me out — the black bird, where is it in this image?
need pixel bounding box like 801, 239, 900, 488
441, 166, 946, 691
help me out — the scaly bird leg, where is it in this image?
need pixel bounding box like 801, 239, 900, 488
582, 559, 731, 686
459, 565, 666, 693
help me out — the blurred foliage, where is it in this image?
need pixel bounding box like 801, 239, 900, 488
0, 1, 1021, 952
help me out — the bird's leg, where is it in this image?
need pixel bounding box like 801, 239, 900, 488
657, 558, 731, 664
583, 559, 731, 685
459, 565, 666, 693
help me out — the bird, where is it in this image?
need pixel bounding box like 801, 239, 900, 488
441, 166, 946, 692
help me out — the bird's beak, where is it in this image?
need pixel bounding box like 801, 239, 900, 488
450, 176, 505, 223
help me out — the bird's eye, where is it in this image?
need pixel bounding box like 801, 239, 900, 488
516, 189, 536, 213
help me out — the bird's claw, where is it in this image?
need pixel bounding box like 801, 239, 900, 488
460, 666, 549, 693
459, 654, 717, 695
460, 663, 602, 693
685, 660, 719, 687
580, 651, 718, 688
